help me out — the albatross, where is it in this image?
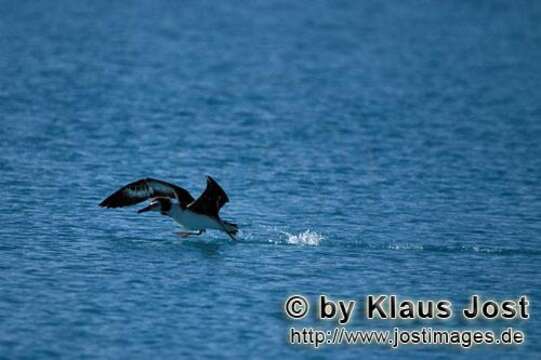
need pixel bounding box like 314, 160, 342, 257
99, 176, 238, 240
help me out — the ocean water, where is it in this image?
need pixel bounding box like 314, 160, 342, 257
1, 0, 540, 359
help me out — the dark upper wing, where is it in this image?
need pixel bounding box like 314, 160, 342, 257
99, 178, 194, 208
187, 176, 230, 217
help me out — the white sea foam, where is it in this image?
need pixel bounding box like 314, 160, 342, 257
284, 230, 324, 246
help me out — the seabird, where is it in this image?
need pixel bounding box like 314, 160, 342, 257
99, 176, 238, 240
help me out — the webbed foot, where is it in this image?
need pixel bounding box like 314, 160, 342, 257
176, 230, 205, 238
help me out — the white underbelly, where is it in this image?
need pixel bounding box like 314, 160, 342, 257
173, 210, 222, 231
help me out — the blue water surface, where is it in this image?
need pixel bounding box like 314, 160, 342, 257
1, 0, 540, 359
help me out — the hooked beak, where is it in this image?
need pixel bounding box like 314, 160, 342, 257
137, 203, 157, 214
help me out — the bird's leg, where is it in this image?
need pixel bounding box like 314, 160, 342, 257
176, 230, 205, 238
225, 231, 237, 241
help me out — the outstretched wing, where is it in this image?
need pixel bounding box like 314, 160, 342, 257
99, 178, 194, 208
187, 176, 230, 217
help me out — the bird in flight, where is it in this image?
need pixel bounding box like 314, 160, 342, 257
99, 176, 238, 240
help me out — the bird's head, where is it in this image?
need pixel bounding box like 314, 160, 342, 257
137, 198, 172, 215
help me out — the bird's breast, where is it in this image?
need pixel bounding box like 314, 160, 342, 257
170, 207, 221, 231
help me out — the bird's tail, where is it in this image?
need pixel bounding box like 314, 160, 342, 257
222, 221, 238, 236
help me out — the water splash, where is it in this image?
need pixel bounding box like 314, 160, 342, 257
283, 230, 324, 246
